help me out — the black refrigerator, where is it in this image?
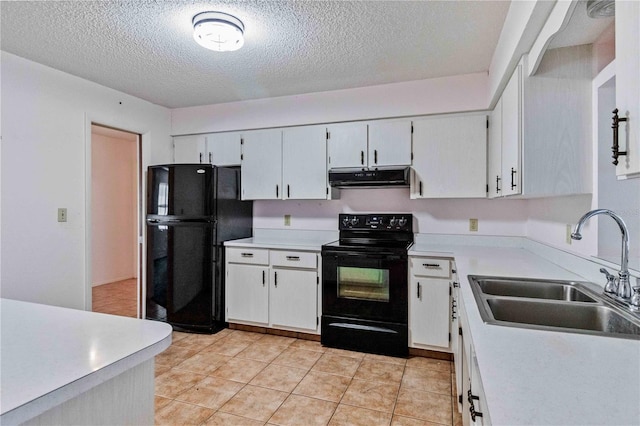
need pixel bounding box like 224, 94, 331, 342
146, 164, 252, 333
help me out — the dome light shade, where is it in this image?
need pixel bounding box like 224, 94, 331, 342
192, 11, 244, 52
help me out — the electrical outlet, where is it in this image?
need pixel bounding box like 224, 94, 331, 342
566, 224, 572, 245
284, 214, 291, 226
469, 218, 478, 232
58, 208, 67, 223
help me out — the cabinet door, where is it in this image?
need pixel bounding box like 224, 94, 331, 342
206, 132, 242, 166
282, 125, 328, 199
412, 115, 487, 198
241, 129, 282, 200
327, 122, 368, 169
615, 1, 640, 178
270, 268, 318, 332
501, 64, 522, 196
409, 276, 450, 348
173, 135, 206, 164
226, 264, 269, 325
368, 120, 412, 167
488, 100, 503, 198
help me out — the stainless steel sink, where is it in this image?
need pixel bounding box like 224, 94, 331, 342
475, 277, 597, 302
468, 275, 640, 339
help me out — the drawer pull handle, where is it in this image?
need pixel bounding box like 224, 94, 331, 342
286, 256, 300, 261
423, 263, 440, 268
274, 271, 278, 288
417, 282, 421, 299
468, 390, 483, 422
262, 270, 265, 286
241, 253, 254, 257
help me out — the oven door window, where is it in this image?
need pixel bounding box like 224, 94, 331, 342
337, 266, 389, 302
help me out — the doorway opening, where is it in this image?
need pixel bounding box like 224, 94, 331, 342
90, 124, 143, 318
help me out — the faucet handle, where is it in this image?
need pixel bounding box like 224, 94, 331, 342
599, 268, 618, 294
630, 286, 640, 311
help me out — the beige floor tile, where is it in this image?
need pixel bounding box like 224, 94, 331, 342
354, 359, 405, 385
249, 363, 307, 392
155, 345, 201, 368
155, 395, 172, 411
155, 362, 171, 377
174, 351, 232, 375
364, 353, 408, 366
394, 388, 452, 425
219, 384, 289, 422
312, 353, 362, 377
290, 339, 326, 352
292, 370, 352, 402
173, 332, 226, 350
154, 400, 214, 426
328, 404, 392, 426
171, 331, 190, 344
269, 394, 337, 426
452, 397, 463, 426
401, 367, 451, 395
451, 373, 457, 397
211, 357, 268, 383
155, 369, 207, 398
391, 415, 442, 426
204, 411, 266, 425
326, 347, 367, 360
341, 379, 400, 413
202, 338, 252, 357
174, 376, 244, 410
405, 357, 451, 373
272, 347, 324, 370
226, 330, 266, 343
257, 334, 296, 347
237, 341, 289, 363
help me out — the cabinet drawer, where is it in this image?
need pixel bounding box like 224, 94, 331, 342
411, 258, 451, 278
270, 250, 317, 269
226, 247, 269, 265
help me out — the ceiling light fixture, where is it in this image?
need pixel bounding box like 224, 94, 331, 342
192, 11, 245, 52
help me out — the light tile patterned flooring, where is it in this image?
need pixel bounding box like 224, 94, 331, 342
91, 279, 464, 425
155, 330, 463, 426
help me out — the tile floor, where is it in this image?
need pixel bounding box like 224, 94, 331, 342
92, 278, 138, 318
91, 279, 464, 425
155, 329, 464, 426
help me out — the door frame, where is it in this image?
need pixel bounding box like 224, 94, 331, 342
84, 115, 151, 318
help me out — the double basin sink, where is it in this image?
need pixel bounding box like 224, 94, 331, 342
469, 276, 640, 339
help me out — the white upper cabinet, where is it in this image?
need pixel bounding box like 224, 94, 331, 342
173, 134, 206, 164
327, 119, 411, 169
241, 129, 282, 200
500, 64, 522, 197
614, 1, 640, 178
487, 99, 503, 198
411, 114, 487, 198
173, 132, 241, 165
282, 125, 328, 199
205, 132, 242, 166
327, 122, 368, 169
368, 120, 412, 167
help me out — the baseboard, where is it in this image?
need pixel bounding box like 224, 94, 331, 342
228, 323, 321, 341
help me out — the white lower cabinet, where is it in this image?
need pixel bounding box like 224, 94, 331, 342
225, 246, 320, 334
409, 257, 454, 350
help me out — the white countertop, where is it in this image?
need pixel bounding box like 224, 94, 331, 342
410, 242, 640, 426
0, 299, 172, 425
225, 237, 330, 251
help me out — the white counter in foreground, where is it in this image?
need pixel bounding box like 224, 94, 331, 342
0, 299, 172, 425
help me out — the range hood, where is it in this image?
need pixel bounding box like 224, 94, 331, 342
328, 167, 411, 188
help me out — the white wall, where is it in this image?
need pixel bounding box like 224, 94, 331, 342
172, 72, 489, 135
91, 131, 138, 286
1, 52, 172, 309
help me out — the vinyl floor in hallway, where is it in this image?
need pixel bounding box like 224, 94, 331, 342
92, 278, 137, 318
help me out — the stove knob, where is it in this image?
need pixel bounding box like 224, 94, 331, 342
389, 217, 397, 226
350, 217, 359, 226
398, 217, 407, 227
342, 217, 350, 227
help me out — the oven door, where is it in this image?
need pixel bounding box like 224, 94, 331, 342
322, 249, 408, 324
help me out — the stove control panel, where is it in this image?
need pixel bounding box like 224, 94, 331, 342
338, 213, 413, 232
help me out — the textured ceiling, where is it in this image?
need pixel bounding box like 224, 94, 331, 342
1, 1, 510, 109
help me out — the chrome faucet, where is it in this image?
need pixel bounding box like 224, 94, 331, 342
571, 209, 631, 300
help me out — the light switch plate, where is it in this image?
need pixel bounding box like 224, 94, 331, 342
284, 214, 291, 226
469, 218, 478, 232
58, 208, 67, 222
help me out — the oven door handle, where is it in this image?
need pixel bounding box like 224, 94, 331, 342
332, 252, 405, 261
